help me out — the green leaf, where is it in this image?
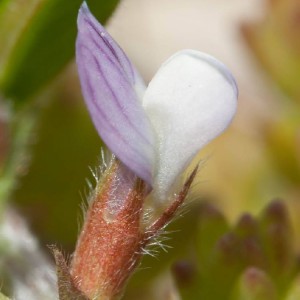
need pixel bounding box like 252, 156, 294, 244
0, 0, 119, 103
258, 200, 299, 294
177, 208, 265, 300
231, 267, 278, 300
174, 203, 231, 300
195, 202, 229, 272
0, 292, 10, 300
285, 274, 300, 300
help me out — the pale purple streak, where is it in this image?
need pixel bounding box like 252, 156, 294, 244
76, 3, 155, 184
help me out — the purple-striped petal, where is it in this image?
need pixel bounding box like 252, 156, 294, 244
76, 3, 155, 184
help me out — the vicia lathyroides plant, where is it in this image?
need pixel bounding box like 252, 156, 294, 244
53, 2, 238, 300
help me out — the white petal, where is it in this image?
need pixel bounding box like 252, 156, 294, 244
143, 50, 238, 201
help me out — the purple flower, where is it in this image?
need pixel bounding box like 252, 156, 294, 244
76, 2, 238, 202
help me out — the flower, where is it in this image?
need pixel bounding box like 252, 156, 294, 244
76, 2, 238, 202
66, 4, 239, 299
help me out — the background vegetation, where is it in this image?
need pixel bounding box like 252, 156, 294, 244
0, 0, 299, 299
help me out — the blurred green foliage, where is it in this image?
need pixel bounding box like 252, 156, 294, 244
0, 0, 119, 247
13, 90, 102, 250
173, 200, 300, 300
263, 115, 300, 186
242, 0, 300, 100
233, 268, 277, 300
0, 0, 119, 104
0, 0, 300, 299
0, 293, 10, 300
